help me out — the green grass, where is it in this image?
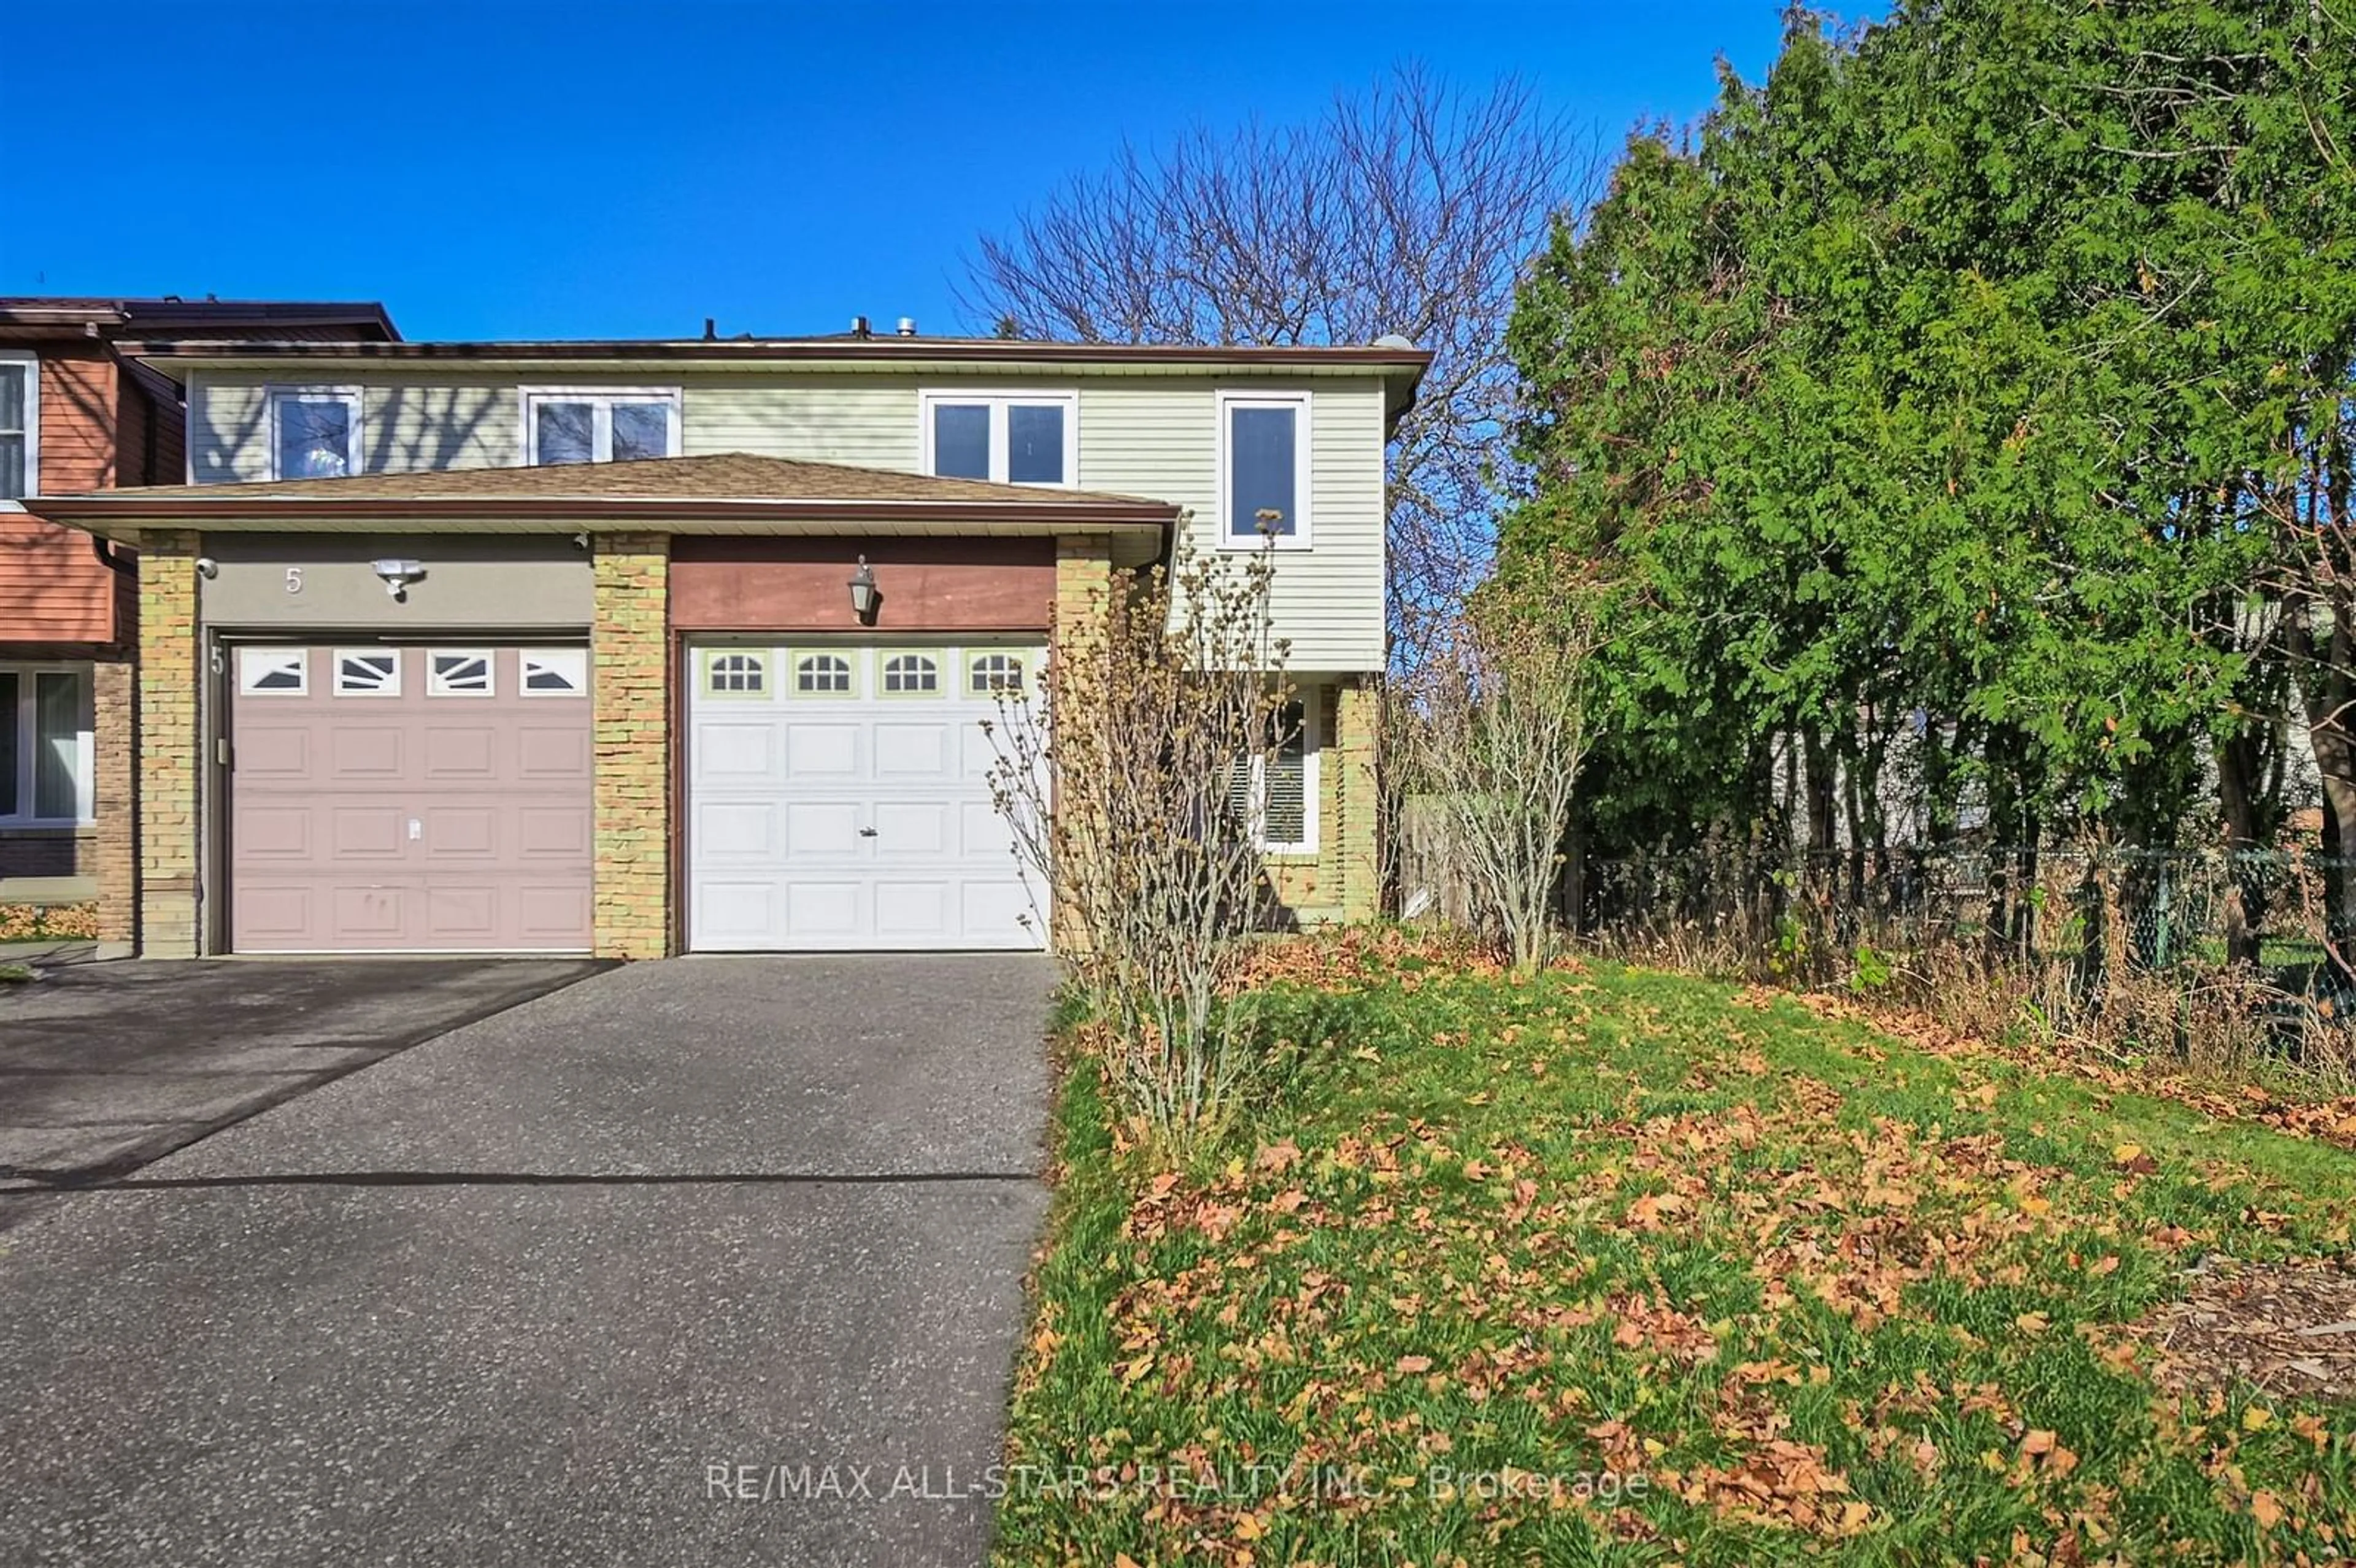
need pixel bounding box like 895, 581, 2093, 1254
994, 956, 2356, 1566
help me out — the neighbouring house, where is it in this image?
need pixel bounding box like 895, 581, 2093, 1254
0, 297, 398, 943
21, 326, 1425, 958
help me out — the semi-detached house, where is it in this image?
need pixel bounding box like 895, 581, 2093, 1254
23, 329, 1426, 959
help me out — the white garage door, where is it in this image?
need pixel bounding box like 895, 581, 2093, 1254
686, 640, 1048, 951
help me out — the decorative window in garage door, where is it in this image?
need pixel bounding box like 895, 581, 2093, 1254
969, 651, 1026, 693
793, 653, 854, 696
521, 649, 588, 697
882, 653, 939, 694
334, 650, 401, 697
238, 648, 308, 695
704, 650, 767, 697
428, 650, 495, 696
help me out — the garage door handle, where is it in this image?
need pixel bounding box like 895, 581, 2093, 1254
858, 826, 878, 837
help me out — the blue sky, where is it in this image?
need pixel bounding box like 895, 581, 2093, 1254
1, 1, 1794, 341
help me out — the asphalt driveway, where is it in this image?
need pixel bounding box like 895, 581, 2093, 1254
0, 958, 604, 1205
0, 956, 1058, 1567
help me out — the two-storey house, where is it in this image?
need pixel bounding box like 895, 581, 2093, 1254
25, 328, 1425, 958
0, 296, 397, 945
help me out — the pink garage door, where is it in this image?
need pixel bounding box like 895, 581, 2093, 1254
227, 645, 595, 953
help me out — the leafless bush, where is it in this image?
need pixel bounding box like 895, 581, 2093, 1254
1399, 573, 1605, 973
985, 542, 1292, 1159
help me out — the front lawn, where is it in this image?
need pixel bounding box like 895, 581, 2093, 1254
995, 943, 2356, 1565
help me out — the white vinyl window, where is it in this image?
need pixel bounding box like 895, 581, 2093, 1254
919, 391, 1076, 486
333, 650, 401, 697
0, 666, 93, 825
1217, 391, 1312, 548
1230, 692, 1317, 853
0, 352, 37, 499
522, 388, 680, 466
237, 648, 309, 695
428, 650, 496, 697
268, 386, 362, 480
520, 648, 588, 696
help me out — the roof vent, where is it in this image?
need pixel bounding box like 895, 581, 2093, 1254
896, 317, 917, 337
850, 315, 871, 339
1373, 333, 1415, 349
703, 317, 717, 340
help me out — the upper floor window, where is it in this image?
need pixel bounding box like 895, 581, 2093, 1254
1218, 391, 1312, 548
523, 389, 680, 466
268, 387, 361, 480
920, 392, 1074, 486
0, 353, 35, 499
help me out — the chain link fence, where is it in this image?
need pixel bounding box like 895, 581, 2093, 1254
1577, 846, 2350, 994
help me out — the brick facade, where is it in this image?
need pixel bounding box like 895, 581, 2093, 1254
591, 532, 671, 958
92, 659, 138, 944
134, 530, 201, 957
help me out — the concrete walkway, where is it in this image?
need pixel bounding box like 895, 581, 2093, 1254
0, 956, 1057, 1567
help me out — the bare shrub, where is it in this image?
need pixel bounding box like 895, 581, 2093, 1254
985, 542, 1292, 1159
1400, 572, 1605, 973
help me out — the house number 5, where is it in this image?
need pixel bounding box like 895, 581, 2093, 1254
285, 567, 303, 594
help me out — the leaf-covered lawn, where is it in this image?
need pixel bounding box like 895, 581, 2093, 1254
995, 950, 2356, 1566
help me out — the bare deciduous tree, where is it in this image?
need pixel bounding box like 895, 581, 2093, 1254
1401, 567, 1606, 974
985, 541, 1292, 1158
961, 64, 1601, 664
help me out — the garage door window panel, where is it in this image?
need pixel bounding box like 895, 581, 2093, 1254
704, 650, 768, 698
520, 649, 588, 696
969, 651, 1027, 694
239, 648, 309, 696
429, 651, 496, 697
882, 653, 941, 696
793, 653, 856, 698
334, 650, 401, 697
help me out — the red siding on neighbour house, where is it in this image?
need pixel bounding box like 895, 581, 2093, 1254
4, 347, 125, 647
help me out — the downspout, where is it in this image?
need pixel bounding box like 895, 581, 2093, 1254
91, 534, 134, 575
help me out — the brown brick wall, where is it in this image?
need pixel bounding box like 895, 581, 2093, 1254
135, 530, 201, 956
592, 532, 671, 958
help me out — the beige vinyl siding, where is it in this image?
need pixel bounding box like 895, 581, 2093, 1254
185, 367, 1390, 671
679, 375, 918, 468
190, 374, 519, 483
1077, 379, 1387, 672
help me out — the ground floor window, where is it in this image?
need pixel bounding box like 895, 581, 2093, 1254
0, 665, 94, 824
1230, 686, 1319, 854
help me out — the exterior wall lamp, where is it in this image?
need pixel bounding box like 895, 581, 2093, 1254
849, 555, 879, 623
371, 558, 426, 601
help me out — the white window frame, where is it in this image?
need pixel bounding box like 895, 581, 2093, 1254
917, 390, 1079, 488
520, 387, 682, 465
1216, 390, 1314, 551
0, 663, 96, 827
1244, 687, 1319, 855
265, 385, 363, 482
0, 350, 39, 502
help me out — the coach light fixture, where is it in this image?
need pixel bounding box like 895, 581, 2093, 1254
371, 558, 426, 600
849, 555, 879, 622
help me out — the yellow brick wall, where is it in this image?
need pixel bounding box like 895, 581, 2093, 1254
1261, 677, 1380, 926
593, 532, 671, 958
92, 659, 138, 947
135, 530, 201, 957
